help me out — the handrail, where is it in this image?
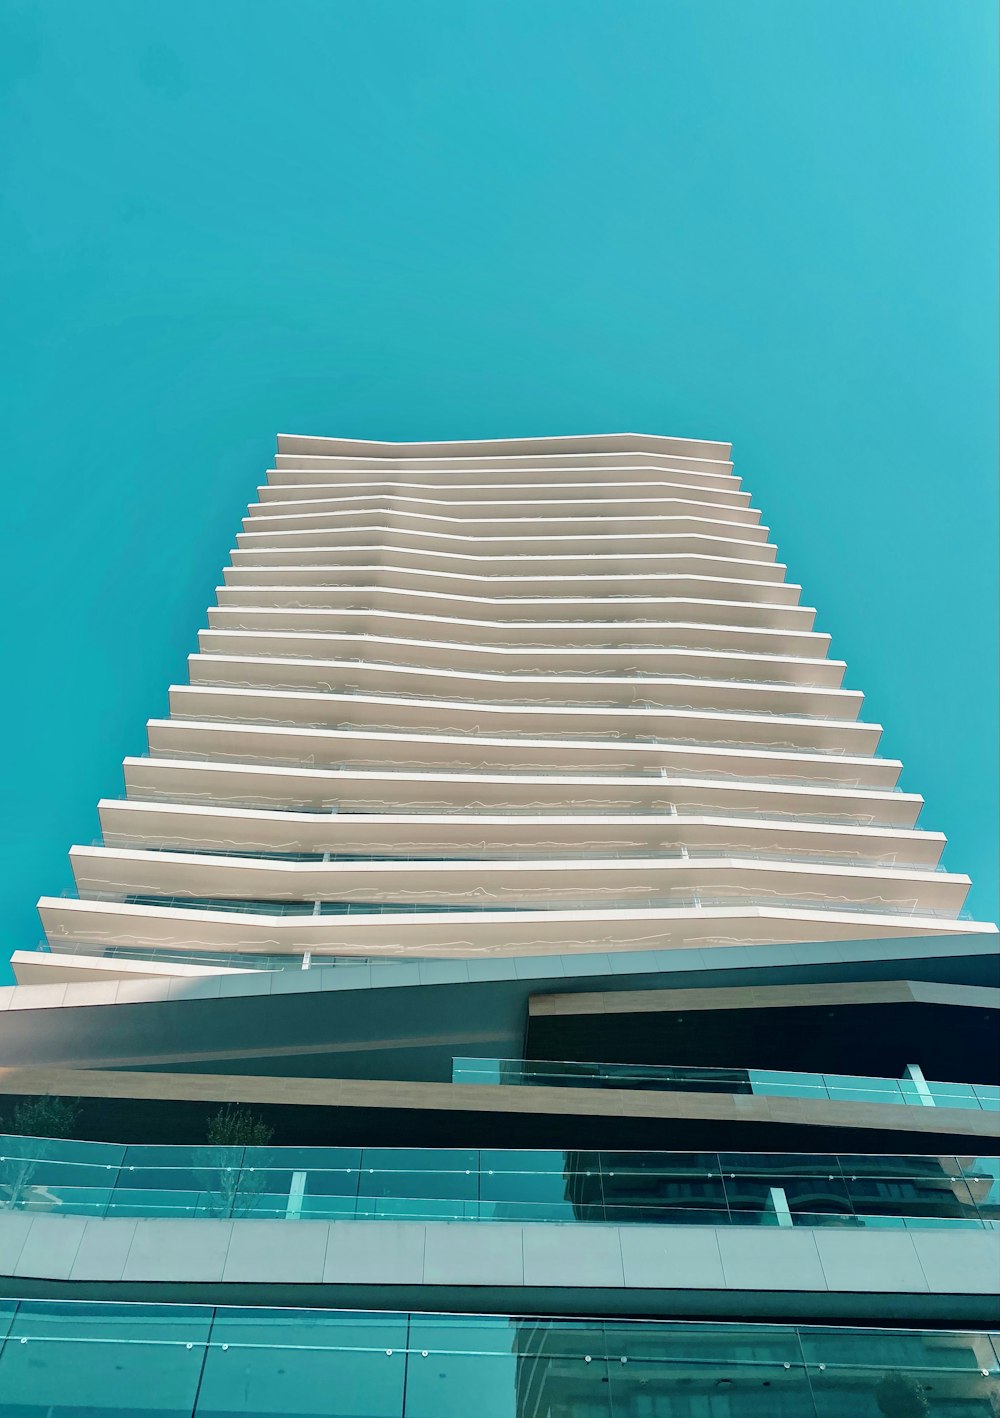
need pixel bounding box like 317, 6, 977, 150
451, 1058, 1000, 1111
1, 1138, 996, 1229
86, 840, 947, 872
62, 891, 973, 921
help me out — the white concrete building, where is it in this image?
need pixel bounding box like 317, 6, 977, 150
0, 437, 996, 1406
14, 431, 994, 985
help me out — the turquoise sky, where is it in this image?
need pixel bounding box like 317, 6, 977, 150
1, 0, 996, 980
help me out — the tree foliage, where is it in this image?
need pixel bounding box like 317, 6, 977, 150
875, 1372, 931, 1418
5, 1095, 80, 1140
205, 1104, 273, 1149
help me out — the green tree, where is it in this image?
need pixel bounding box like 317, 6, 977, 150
6, 1096, 80, 1140
205, 1104, 273, 1149
201, 1105, 274, 1217
875, 1372, 931, 1418
1, 1095, 81, 1211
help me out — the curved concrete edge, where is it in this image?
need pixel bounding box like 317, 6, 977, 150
3, 931, 998, 1016
0, 1214, 996, 1323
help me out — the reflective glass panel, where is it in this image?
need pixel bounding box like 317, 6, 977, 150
196, 1308, 407, 1418
0, 1301, 211, 1418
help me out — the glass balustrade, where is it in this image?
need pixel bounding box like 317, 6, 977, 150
112, 792, 909, 824
38, 943, 376, 973
1, 1140, 996, 1229
452, 1058, 1000, 1112
92, 841, 947, 872
187, 674, 850, 720
137, 755, 901, 789
67, 892, 967, 921
0, 1301, 997, 1418
204, 663, 839, 691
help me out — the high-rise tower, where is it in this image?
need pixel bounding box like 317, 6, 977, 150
0, 433, 997, 1416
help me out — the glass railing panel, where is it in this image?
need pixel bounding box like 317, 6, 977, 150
1, 1302, 998, 1418
355, 1148, 480, 1203
16, 1188, 117, 1218
30, 1180, 987, 1229
3, 1140, 997, 1228
0, 1134, 123, 1213
0, 1136, 124, 1166
843, 1174, 982, 1222
725, 1174, 854, 1215
957, 1156, 1000, 1181
121, 1143, 246, 1171
252, 1167, 362, 1205
843, 1154, 965, 1179
479, 1168, 588, 1207
605, 1202, 735, 1225
958, 1156, 1000, 1221
99, 842, 950, 877
0, 1300, 213, 1418
926, 1081, 989, 1109
600, 1176, 731, 1213
479, 1147, 587, 1175
797, 1322, 1000, 1372
743, 1068, 828, 1100
101, 1188, 214, 1220
896, 1077, 927, 1107
606, 1315, 813, 1416
454, 1058, 998, 1110
498, 1058, 754, 1092
407, 1312, 593, 1418
198, 1308, 410, 1418
592, 1148, 720, 1172
820, 1074, 909, 1105
357, 1170, 479, 1204
242, 1146, 362, 1171
0, 1158, 123, 1214
801, 1325, 1000, 1416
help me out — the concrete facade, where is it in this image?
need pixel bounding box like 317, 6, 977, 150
0, 434, 996, 1392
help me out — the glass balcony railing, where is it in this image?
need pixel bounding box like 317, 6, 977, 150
452, 1058, 1000, 1111
231, 641, 834, 665
114, 791, 909, 826
1, 1140, 996, 1229
200, 644, 834, 683
36, 942, 388, 973
67, 891, 968, 921
0, 1301, 997, 1418
189, 673, 851, 721
92, 840, 947, 872
141, 751, 900, 790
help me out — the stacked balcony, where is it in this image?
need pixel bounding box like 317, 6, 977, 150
0, 435, 997, 1369
18, 432, 992, 981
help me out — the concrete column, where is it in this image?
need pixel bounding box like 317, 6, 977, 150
904, 1064, 935, 1106
285, 1170, 307, 1219
768, 1186, 793, 1227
